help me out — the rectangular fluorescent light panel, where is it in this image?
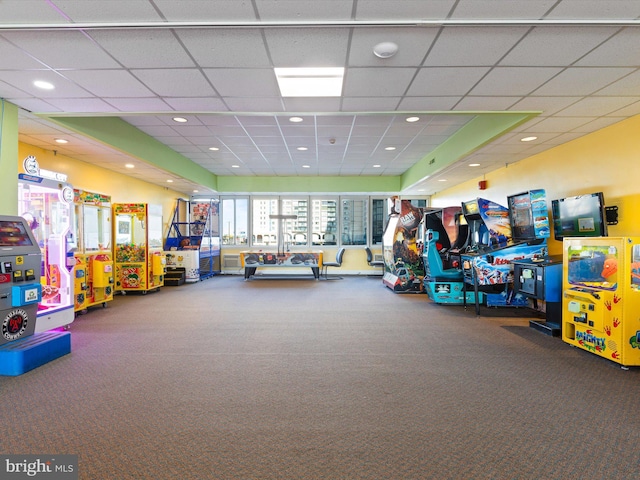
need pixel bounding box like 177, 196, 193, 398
275, 67, 344, 97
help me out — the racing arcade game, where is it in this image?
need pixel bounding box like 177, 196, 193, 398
421, 206, 476, 304
461, 195, 548, 315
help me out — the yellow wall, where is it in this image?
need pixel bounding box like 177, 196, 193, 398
17, 143, 185, 236
432, 115, 640, 255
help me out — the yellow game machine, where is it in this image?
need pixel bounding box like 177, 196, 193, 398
113, 203, 166, 294
562, 237, 640, 368
74, 189, 114, 313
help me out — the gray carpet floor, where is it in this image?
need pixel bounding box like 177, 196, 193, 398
2, 275, 639, 479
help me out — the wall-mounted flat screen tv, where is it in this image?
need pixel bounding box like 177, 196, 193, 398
551, 192, 607, 240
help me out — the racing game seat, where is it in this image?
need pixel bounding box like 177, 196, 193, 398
424, 230, 463, 282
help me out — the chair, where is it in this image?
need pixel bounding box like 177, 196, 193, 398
365, 247, 385, 275
321, 247, 345, 279
423, 230, 463, 282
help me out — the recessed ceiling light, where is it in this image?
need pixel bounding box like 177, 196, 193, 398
54, 138, 68, 144
469, 163, 481, 167
302, 165, 310, 168
173, 117, 188, 123
520, 136, 538, 142
275, 67, 344, 97
405, 116, 420, 123
33, 80, 54, 90
373, 41, 399, 59
166, 179, 174, 183
193, 190, 199, 193
208, 147, 219, 151
438, 179, 447, 182
297, 147, 308, 151
289, 116, 304, 123
125, 164, 135, 169
384, 146, 396, 151
231, 165, 240, 168
373, 164, 381, 168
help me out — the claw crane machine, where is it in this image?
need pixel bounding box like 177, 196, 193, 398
113, 203, 166, 294
74, 189, 114, 313
17, 156, 75, 332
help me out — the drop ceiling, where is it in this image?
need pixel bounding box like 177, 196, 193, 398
2, 0, 640, 196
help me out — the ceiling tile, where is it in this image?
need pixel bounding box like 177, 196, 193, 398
407, 67, 490, 96
500, 27, 620, 66
131, 69, 217, 96
345, 67, 418, 96
533, 67, 636, 96
425, 27, 529, 66
177, 29, 272, 68
470, 67, 563, 96
2, 30, 121, 69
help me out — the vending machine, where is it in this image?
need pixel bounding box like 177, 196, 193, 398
0, 216, 42, 346
18, 172, 75, 332
74, 189, 114, 312
113, 203, 166, 294
562, 237, 640, 368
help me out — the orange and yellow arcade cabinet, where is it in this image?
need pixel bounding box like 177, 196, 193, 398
113, 203, 166, 294
73, 190, 114, 313
562, 237, 640, 368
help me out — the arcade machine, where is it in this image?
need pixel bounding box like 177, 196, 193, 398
460, 193, 548, 315
164, 199, 221, 283
0, 215, 71, 376
18, 166, 75, 332
113, 203, 166, 294
421, 206, 477, 304
508, 189, 561, 335
382, 198, 424, 293
553, 192, 640, 367
0, 216, 42, 345
73, 189, 114, 313
562, 237, 640, 368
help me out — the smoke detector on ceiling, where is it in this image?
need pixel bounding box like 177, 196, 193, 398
373, 42, 399, 59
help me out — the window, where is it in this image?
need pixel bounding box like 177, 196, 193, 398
221, 197, 248, 245
281, 198, 309, 246
371, 198, 387, 245
311, 198, 338, 246
341, 198, 367, 245
252, 197, 278, 246
220, 195, 429, 248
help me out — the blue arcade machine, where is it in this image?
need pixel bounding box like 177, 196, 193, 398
461, 191, 550, 314
421, 206, 478, 304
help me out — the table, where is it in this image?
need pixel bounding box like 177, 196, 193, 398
240, 251, 323, 279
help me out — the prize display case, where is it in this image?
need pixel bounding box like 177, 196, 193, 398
73, 190, 114, 312
18, 174, 75, 332
113, 203, 166, 294
562, 237, 640, 367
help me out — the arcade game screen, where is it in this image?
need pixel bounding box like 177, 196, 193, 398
552, 192, 607, 240
0, 220, 34, 246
